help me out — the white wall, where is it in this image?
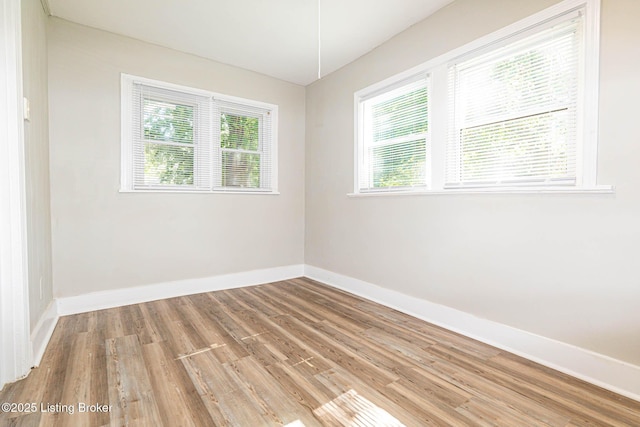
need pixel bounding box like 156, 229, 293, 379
305, 0, 640, 366
47, 18, 306, 298
22, 0, 53, 330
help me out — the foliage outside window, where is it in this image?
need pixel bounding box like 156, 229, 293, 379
358, 78, 429, 191
142, 98, 196, 186
446, 16, 581, 188
220, 110, 262, 188
121, 75, 277, 193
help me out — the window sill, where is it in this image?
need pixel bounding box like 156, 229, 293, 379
348, 185, 615, 197
120, 189, 280, 195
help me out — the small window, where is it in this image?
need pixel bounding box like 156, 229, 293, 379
134, 85, 211, 190
357, 77, 429, 192
121, 75, 277, 193
216, 101, 273, 189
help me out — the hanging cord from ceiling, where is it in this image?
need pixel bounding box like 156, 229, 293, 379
318, 0, 322, 79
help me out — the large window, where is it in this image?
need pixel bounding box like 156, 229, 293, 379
447, 15, 581, 188
121, 75, 277, 193
355, 0, 605, 194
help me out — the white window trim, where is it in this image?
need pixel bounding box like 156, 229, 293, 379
356, 75, 431, 192
352, 0, 611, 196
121, 74, 279, 194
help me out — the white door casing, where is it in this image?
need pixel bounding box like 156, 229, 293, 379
0, 0, 32, 388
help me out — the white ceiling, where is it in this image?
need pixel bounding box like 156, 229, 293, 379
46, 0, 454, 86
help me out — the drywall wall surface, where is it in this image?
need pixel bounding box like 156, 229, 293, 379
48, 18, 305, 297
305, 0, 640, 365
22, 0, 54, 330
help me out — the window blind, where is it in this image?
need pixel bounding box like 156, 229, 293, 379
214, 100, 274, 191
446, 14, 583, 188
132, 83, 211, 190
359, 77, 429, 191
124, 76, 277, 193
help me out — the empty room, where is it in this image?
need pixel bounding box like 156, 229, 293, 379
2, 0, 640, 425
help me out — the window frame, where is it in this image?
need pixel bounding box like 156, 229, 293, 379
133, 85, 209, 191
121, 74, 279, 194
353, 0, 610, 196
215, 102, 273, 191
357, 75, 431, 192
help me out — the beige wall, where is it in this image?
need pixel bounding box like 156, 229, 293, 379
305, 0, 640, 365
48, 18, 305, 298
22, 0, 53, 329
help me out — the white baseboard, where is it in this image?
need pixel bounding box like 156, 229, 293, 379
30, 300, 59, 367
56, 264, 305, 316
304, 264, 640, 402
41, 263, 640, 402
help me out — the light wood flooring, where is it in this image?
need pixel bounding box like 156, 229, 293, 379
1, 278, 639, 426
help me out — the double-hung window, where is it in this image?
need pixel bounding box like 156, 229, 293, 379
216, 101, 273, 189
355, 0, 606, 194
446, 14, 582, 188
358, 77, 429, 192
121, 75, 277, 193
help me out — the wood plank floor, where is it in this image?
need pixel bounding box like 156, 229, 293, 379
1, 278, 639, 426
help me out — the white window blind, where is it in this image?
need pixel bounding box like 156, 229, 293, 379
446, 13, 583, 188
214, 100, 273, 191
358, 77, 429, 192
122, 75, 278, 193
132, 83, 211, 190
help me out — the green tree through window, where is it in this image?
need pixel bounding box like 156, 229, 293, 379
221, 113, 261, 188
366, 82, 428, 189
143, 99, 195, 185
453, 25, 578, 185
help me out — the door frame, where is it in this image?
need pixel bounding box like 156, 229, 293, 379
0, 0, 32, 389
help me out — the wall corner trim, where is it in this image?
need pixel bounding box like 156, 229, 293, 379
56, 264, 305, 316
304, 264, 640, 402
30, 300, 59, 367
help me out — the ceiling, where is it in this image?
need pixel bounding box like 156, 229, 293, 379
46, 0, 454, 86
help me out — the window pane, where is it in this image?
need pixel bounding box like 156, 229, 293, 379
143, 99, 194, 144
372, 86, 428, 142
457, 31, 577, 125
221, 113, 259, 151
370, 139, 426, 188
127, 79, 276, 192
447, 16, 581, 187
143, 142, 194, 186
222, 151, 260, 188
460, 111, 571, 183
359, 78, 429, 191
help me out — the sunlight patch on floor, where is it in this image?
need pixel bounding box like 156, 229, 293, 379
313, 389, 405, 426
